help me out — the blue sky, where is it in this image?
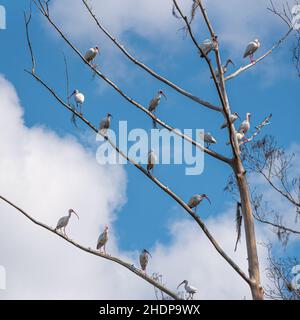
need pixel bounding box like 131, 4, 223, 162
0, 0, 299, 299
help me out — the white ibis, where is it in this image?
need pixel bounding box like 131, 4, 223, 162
96, 225, 109, 254
226, 131, 245, 145
238, 113, 251, 134
147, 149, 157, 174
148, 90, 166, 128
99, 113, 113, 136
199, 38, 216, 57
188, 194, 211, 213
139, 249, 152, 273
55, 209, 79, 237
69, 89, 85, 114
243, 39, 260, 63
199, 132, 217, 148
177, 280, 197, 300
213, 59, 234, 78
84, 46, 99, 64
220, 112, 240, 129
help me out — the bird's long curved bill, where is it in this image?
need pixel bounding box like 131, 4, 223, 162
177, 281, 185, 290
145, 250, 152, 258
72, 211, 80, 219
162, 92, 167, 99
205, 196, 211, 205
68, 91, 75, 99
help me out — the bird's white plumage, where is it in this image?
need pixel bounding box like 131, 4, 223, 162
84, 47, 99, 63
99, 114, 112, 134
199, 132, 217, 145
199, 39, 215, 57
243, 39, 260, 59
177, 280, 197, 300
220, 112, 239, 129
188, 195, 203, 208
238, 113, 251, 134
147, 150, 157, 172
97, 226, 109, 251
139, 250, 151, 271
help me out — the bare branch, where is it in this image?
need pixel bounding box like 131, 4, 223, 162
172, 1, 226, 110
225, 28, 293, 81
81, 0, 221, 112
24, 10, 36, 73
25, 68, 251, 286
240, 113, 272, 145
0, 194, 180, 300
32, 2, 230, 164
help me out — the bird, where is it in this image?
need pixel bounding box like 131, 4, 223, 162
238, 113, 251, 134
188, 194, 211, 213
226, 131, 245, 145
177, 280, 197, 300
99, 113, 113, 136
96, 225, 109, 254
213, 59, 234, 78
243, 39, 260, 63
148, 90, 167, 128
139, 249, 152, 273
199, 132, 217, 148
84, 46, 99, 64
69, 89, 85, 114
220, 112, 240, 129
199, 39, 216, 57
147, 149, 157, 174
55, 209, 79, 237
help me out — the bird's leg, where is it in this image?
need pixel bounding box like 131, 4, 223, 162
152, 111, 157, 129
250, 54, 255, 64
80, 104, 82, 116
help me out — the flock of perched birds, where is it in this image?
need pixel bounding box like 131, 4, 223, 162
56, 38, 261, 299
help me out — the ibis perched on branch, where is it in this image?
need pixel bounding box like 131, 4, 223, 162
243, 39, 260, 63
147, 149, 157, 174
139, 249, 152, 273
220, 112, 240, 129
238, 113, 251, 134
199, 132, 217, 148
55, 209, 79, 237
99, 113, 113, 136
227, 131, 245, 145
199, 39, 216, 57
97, 225, 109, 254
69, 89, 85, 114
84, 46, 99, 64
177, 280, 197, 300
148, 90, 166, 128
188, 194, 211, 213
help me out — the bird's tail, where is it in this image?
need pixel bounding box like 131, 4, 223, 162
152, 118, 157, 129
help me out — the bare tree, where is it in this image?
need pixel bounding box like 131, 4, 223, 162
2, 0, 299, 300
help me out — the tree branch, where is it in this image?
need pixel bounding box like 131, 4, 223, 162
225, 28, 293, 81
32, 1, 230, 164
26, 68, 250, 286
80, 0, 221, 112
240, 114, 272, 145
0, 194, 180, 300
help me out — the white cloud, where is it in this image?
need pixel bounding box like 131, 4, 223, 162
0, 75, 291, 299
